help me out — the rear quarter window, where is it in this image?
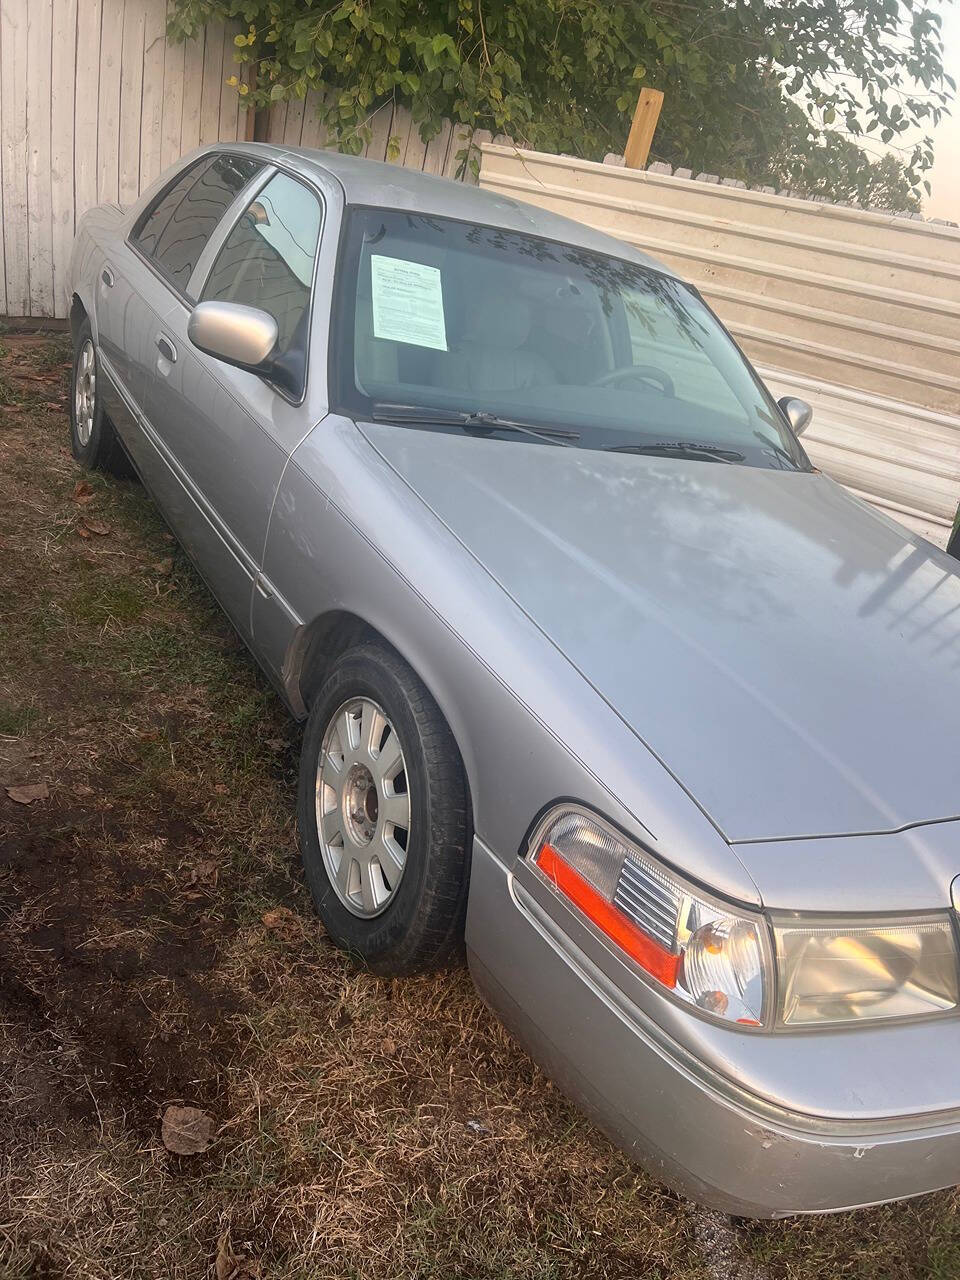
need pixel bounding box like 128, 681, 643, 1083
132, 154, 262, 293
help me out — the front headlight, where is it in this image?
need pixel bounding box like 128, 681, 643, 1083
527, 806, 960, 1032
528, 807, 770, 1027
774, 917, 959, 1026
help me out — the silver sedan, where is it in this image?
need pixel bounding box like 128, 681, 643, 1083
68, 143, 960, 1218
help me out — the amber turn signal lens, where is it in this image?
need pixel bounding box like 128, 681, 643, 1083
535, 842, 680, 987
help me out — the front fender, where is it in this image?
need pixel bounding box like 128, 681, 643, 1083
257, 413, 762, 908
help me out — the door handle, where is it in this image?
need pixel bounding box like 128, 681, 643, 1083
156, 334, 177, 364
100, 266, 115, 288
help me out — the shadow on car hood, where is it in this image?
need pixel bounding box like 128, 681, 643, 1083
360, 423, 960, 843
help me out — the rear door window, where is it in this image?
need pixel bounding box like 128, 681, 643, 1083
133, 154, 262, 293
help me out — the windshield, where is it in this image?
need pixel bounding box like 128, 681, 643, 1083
333, 207, 810, 470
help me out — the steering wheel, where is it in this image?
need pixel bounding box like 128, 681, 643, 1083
592, 364, 675, 397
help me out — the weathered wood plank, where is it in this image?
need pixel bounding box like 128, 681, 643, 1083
364, 99, 393, 162
118, 0, 146, 205
388, 104, 413, 165
422, 119, 452, 176
266, 100, 287, 144
179, 26, 204, 154
283, 94, 305, 147
442, 124, 473, 180
462, 128, 491, 184
401, 115, 428, 172
74, 0, 103, 224
198, 19, 223, 144
51, 0, 79, 314
299, 88, 326, 150
26, 0, 54, 313
96, 0, 123, 202
217, 22, 239, 142
139, 0, 166, 192
160, 2, 184, 170
1, 0, 30, 314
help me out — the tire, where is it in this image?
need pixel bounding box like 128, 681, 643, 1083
70, 318, 133, 477
297, 642, 470, 975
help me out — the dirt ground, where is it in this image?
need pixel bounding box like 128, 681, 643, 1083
1, 332, 958, 1279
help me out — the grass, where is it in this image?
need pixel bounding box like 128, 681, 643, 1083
0, 335, 958, 1279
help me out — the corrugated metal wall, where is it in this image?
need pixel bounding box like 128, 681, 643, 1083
479, 145, 960, 546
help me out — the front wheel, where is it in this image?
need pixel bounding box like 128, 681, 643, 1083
297, 642, 470, 975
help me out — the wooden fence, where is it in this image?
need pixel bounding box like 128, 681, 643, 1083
0, 0, 480, 321
0, 0, 255, 319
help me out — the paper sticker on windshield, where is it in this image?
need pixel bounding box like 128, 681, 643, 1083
371, 255, 447, 351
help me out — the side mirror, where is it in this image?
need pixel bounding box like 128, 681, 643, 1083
777, 395, 813, 437
187, 301, 278, 373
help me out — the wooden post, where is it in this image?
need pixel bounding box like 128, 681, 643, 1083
623, 88, 664, 170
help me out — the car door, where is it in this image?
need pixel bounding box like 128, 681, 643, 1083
92, 163, 216, 449
141, 165, 326, 642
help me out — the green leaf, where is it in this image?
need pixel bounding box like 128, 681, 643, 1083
168, 0, 945, 208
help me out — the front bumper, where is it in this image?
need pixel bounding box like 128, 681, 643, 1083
465, 836, 960, 1218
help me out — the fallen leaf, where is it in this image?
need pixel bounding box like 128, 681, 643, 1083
265, 738, 285, 752
82, 518, 111, 537
212, 784, 229, 795
6, 782, 49, 805
72, 480, 95, 504
216, 1234, 236, 1280
261, 906, 300, 939
380, 1037, 397, 1056
75, 522, 91, 540
44, 400, 64, 410
186, 858, 219, 889
154, 557, 174, 576
161, 1104, 213, 1155
216, 1232, 260, 1280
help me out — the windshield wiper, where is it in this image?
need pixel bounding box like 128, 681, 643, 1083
371, 402, 579, 447
604, 440, 745, 462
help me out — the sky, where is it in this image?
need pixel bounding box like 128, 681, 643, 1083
923, 1, 960, 218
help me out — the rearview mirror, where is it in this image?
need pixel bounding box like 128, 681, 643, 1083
187, 301, 278, 372
777, 395, 813, 437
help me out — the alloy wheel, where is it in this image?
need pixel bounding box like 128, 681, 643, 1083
75, 338, 96, 446
315, 697, 411, 917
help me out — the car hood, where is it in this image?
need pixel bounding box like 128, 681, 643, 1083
359, 423, 960, 843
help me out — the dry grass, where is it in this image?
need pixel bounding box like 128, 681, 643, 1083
0, 335, 958, 1279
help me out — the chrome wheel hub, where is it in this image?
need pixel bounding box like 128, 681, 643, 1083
75, 338, 96, 446
315, 697, 410, 917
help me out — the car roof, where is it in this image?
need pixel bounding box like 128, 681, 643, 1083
211, 141, 675, 278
